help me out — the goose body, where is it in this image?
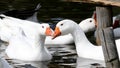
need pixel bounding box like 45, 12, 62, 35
53, 19, 120, 60
3, 23, 52, 61
0, 14, 95, 44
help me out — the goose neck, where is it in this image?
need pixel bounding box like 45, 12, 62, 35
71, 24, 93, 46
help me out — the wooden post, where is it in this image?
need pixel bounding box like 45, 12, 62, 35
96, 6, 120, 68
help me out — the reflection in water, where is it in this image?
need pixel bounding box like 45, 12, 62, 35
0, 43, 77, 68
7, 59, 49, 68
47, 44, 77, 68
0, 39, 106, 68
76, 57, 105, 68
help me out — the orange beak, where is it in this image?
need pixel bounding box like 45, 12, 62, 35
45, 27, 53, 36
52, 27, 61, 39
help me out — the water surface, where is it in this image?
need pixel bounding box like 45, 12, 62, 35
0, 42, 105, 68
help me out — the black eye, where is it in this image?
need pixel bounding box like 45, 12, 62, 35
42, 26, 44, 28
90, 20, 92, 23
61, 23, 63, 26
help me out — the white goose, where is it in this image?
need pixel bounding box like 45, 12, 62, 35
53, 19, 120, 60
4, 23, 53, 61
0, 14, 96, 45
46, 18, 96, 44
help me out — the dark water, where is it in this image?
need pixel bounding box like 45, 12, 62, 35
0, 0, 120, 68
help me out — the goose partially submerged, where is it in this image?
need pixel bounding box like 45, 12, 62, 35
53, 19, 120, 60
1, 22, 53, 61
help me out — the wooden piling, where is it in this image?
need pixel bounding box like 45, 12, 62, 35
96, 6, 120, 68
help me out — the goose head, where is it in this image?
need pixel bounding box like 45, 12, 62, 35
53, 19, 76, 39
79, 18, 96, 32
52, 19, 97, 39
39, 23, 53, 36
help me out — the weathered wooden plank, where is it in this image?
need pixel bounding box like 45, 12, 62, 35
62, 0, 120, 7
96, 6, 120, 68
99, 28, 120, 68
96, 7, 112, 28
95, 7, 112, 45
